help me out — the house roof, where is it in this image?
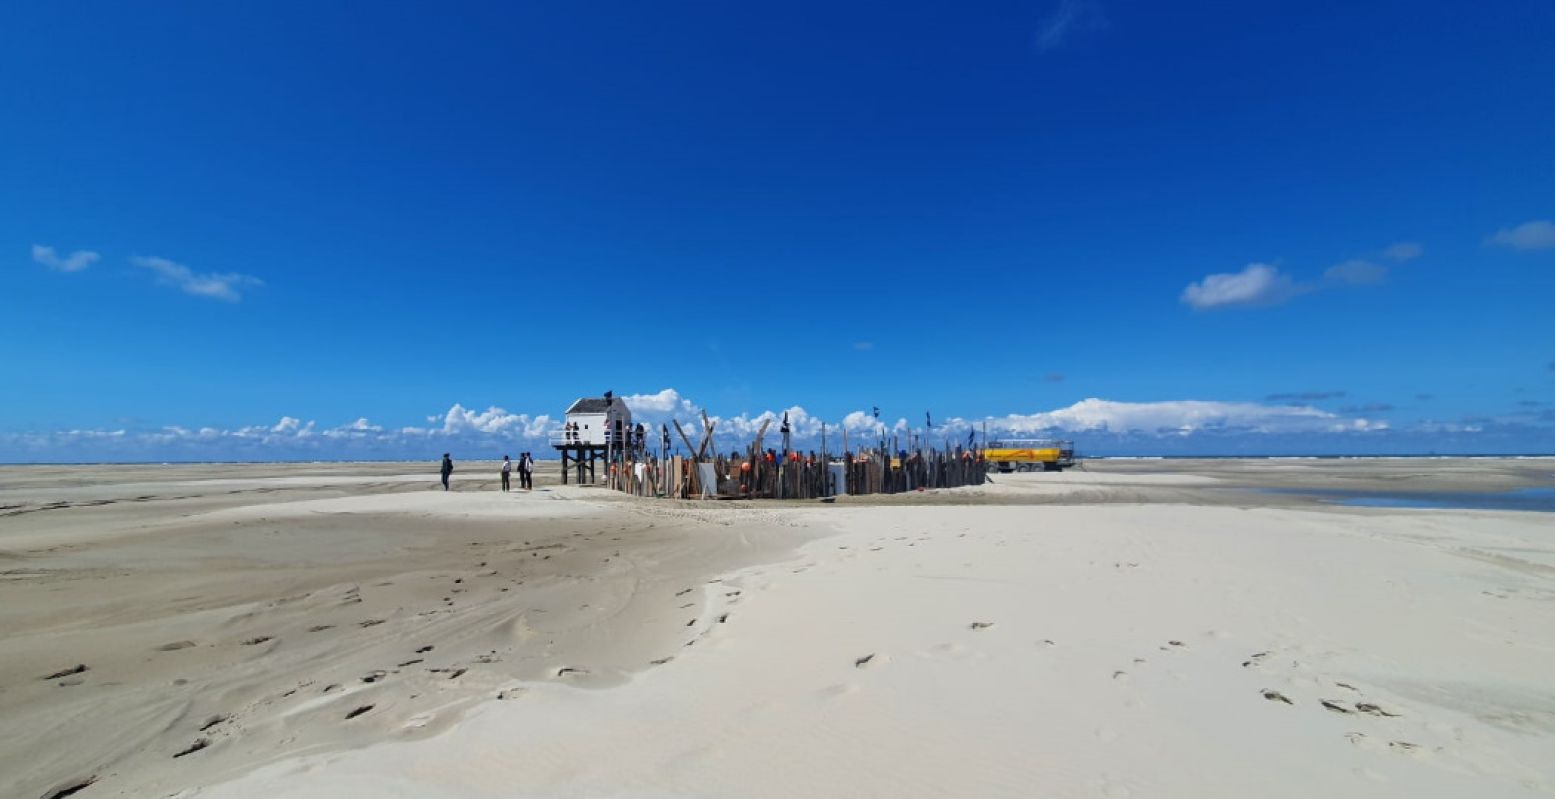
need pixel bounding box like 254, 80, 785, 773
566, 397, 615, 414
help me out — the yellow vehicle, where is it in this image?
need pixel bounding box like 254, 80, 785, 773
985, 438, 1075, 472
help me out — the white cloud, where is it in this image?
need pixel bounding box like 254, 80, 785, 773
1382, 241, 1423, 262
60, 428, 125, 438
1035, 0, 1106, 51
130, 255, 263, 302
434, 404, 552, 437
1180, 263, 1303, 310
1324, 258, 1388, 285
1488, 220, 1555, 251
620, 388, 698, 416
842, 410, 881, 431
33, 244, 100, 273
323, 417, 384, 437
990, 398, 1385, 435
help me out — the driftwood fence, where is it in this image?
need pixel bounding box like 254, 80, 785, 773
603, 413, 987, 500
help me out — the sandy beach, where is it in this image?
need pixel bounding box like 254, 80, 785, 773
4, 459, 1554, 798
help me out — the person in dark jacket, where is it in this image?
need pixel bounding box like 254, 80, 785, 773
500, 455, 512, 492
519, 452, 534, 490
440, 453, 454, 491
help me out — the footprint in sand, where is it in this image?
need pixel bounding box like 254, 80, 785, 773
156, 641, 196, 651
172, 739, 209, 759
42, 664, 88, 680
345, 705, 374, 720
855, 653, 876, 668
42, 776, 97, 799
969, 622, 994, 631
241, 636, 274, 646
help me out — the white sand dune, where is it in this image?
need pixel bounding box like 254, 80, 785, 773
198, 500, 1555, 799
3, 461, 1553, 798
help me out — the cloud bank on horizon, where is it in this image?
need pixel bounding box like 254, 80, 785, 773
6, 387, 1549, 463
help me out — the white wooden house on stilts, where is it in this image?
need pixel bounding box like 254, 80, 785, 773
550, 394, 633, 484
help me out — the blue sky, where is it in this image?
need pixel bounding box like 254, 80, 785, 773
3, 1, 1554, 461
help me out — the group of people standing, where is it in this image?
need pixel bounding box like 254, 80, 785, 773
438, 452, 534, 492
501, 453, 535, 491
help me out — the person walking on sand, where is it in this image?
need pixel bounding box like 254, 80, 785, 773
500, 455, 512, 492
440, 453, 454, 491
519, 452, 535, 490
